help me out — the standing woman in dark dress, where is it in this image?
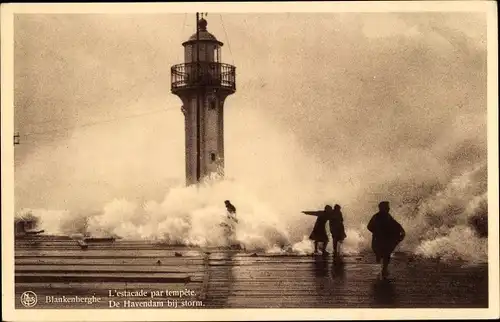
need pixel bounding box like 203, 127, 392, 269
309, 205, 331, 255
329, 204, 347, 258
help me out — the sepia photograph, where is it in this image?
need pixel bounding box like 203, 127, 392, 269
1, 1, 498, 321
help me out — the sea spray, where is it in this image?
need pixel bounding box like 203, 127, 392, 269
15, 208, 88, 236
83, 177, 292, 249
415, 226, 487, 262
15, 162, 488, 262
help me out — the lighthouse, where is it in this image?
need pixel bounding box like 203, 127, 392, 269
171, 14, 236, 186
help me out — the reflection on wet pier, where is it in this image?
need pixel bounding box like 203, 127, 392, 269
14, 238, 488, 309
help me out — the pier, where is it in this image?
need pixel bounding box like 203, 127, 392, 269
15, 237, 488, 309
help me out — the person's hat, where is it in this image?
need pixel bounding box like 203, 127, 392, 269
378, 201, 390, 209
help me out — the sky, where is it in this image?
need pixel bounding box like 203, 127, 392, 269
13, 12, 487, 218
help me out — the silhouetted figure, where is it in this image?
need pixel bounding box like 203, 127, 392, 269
309, 205, 331, 255
225, 199, 236, 213
222, 200, 239, 248
367, 201, 405, 279
329, 204, 347, 258
222, 200, 237, 224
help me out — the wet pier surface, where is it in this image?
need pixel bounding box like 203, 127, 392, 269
14, 238, 488, 309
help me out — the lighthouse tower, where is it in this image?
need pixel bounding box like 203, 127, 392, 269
171, 15, 236, 186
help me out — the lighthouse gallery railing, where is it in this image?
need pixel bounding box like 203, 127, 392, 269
171, 62, 236, 92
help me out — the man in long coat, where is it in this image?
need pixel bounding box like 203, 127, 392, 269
367, 201, 405, 278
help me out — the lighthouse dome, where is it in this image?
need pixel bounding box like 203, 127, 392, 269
183, 18, 223, 46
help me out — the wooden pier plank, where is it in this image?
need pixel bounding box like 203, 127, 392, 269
14, 240, 488, 309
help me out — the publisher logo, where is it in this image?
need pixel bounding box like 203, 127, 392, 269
20, 291, 37, 308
